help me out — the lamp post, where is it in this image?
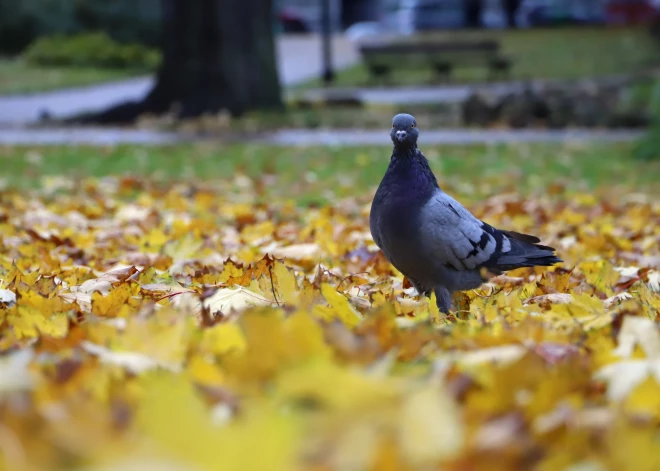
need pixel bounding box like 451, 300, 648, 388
321, 0, 334, 85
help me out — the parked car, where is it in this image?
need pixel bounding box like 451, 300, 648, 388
275, 0, 344, 34
345, 0, 508, 39
514, 0, 648, 27
278, 7, 312, 33
398, 0, 465, 32
605, 0, 658, 25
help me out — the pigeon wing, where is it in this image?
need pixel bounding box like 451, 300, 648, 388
419, 191, 511, 271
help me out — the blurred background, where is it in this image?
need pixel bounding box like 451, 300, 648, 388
0, 0, 658, 187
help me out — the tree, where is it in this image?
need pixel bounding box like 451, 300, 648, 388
75, 0, 282, 124
464, 0, 484, 28
500, 0, 521, 28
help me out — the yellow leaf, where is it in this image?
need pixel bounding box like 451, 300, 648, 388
623, 375, 660, 418
313, 283, 362, 327
276, 359, 402, 412
141, 227, 169, 252
218, 259, 245, 283
92, 284, 138, 317
118, 309, 192, 367
241, 221, 275, 245
284, 310, 332, 361
138, 373, 299, 471
186, 354, 226, 387
272, 260, 299, 305
199, 322, 247, 356
399, 384, 464, 465
223, 311, 331, 383
9, 306, 68, 339
428, 291, 441, 319
163, 232, 205, 261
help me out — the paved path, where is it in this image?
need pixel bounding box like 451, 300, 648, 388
0, 35, 359, 125
0, 127, 643, 146
0, 127, 181, 145
260, 128, 644, 146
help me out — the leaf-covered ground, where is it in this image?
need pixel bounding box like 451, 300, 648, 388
1, 145, 660, 471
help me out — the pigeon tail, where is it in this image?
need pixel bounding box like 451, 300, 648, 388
486, 230, 563, 273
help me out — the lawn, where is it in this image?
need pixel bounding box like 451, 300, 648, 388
301, 26, 659, 88
1, 141, 660, 470
2, 141, 659, 202
0, 58, 144, 95
2, 27, 656, 97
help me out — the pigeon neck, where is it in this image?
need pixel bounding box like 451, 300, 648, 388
385, 147, 440, 198
392, 144, 418, 159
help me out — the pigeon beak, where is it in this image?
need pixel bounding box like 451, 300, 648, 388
395, 130, 407, 142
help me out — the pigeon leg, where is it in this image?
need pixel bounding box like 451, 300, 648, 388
433, 285, 453, 313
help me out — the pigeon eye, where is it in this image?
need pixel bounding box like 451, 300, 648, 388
411, 123, 415, 128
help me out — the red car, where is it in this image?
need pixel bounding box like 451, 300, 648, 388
278, 7, 311, 33
605, 0, 658, 25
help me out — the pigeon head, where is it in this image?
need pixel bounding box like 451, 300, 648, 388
390, 113, 419, 149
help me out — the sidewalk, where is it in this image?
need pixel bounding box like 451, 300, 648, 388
260, 128, 644, 146
0, 127, 643, 147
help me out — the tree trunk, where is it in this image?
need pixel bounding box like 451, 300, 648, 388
72, 0, 282, 124
464, 0, 484, 28
500, 0, 521, 28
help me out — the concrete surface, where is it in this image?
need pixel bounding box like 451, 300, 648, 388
0, 126, 643, 146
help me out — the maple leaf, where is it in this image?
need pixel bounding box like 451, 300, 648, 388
202, 285, 276, 316
0, 348, 34, 394
0, 288, 16, 307
81, 341, 182, 374
0, 166, 659, 470
313, 283, 362, 327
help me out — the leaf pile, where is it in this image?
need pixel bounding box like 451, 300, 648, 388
1, 176, 660, 471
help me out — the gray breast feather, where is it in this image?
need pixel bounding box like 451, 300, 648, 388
420, 191, 511, 271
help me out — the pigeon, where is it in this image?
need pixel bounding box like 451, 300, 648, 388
369, 113, 562, 313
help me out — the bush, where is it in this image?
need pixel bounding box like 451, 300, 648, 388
0, 0, 76, 54
0, 0, 161, 54
633, 79, 660, 161
461, 82, 652, 130
22, 32, 160, 70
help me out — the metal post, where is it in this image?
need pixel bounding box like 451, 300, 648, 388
321, 0, 334, 85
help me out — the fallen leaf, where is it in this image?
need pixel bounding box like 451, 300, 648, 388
0, 289, 17, 308
0, 348, 35, 394
81, 341, 182, 374
399, 384, 464, 464
203, 286, 276, 316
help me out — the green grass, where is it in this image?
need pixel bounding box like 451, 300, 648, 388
0, 59, 144, 95
2, 142, 658, 205
301, 26, 658, 88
